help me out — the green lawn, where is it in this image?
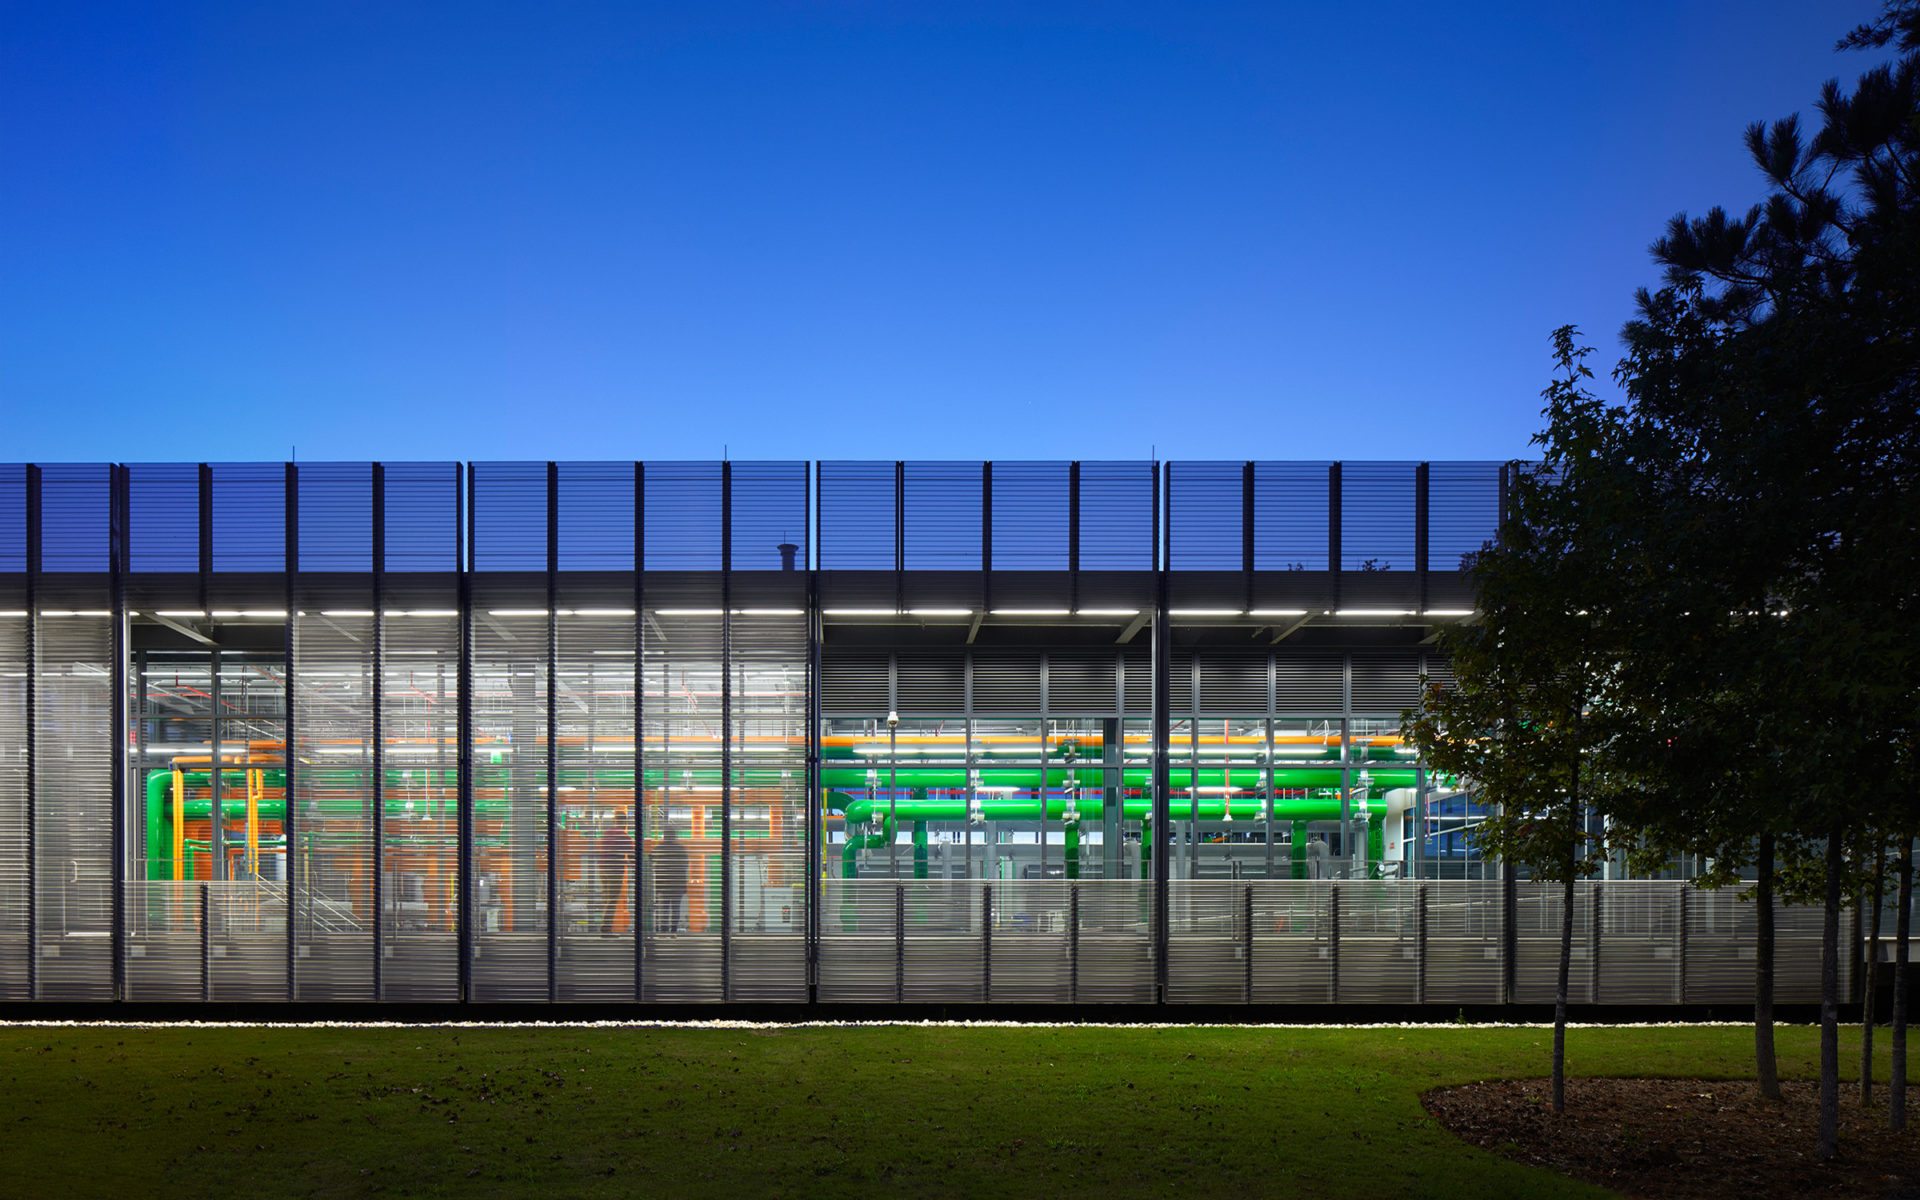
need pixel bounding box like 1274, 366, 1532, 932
0, 1020, 1901, 1199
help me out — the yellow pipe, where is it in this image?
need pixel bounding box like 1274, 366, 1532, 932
246, 768, 261, 877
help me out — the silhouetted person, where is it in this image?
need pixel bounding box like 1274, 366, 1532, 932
599, 824, 630, 935
654, 826, 689, 932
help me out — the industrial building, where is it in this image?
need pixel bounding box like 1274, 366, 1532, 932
0, 460, 1842, 1007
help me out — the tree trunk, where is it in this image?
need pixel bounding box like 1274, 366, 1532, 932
1755, 832, 1780, 1101
1554, 852, 1574, 1114
1818, 823, 1844, 1161
1862, 837, 1885, 1107
1893, 835, 1912, 1132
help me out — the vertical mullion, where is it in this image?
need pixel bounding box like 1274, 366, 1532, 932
1328, 462, 1342, 610
804, 466, 820, 1002
371, 462, 385, 1001
110, 464, 128, 1001
1415, 462, 1430, 614
546, 462, 559, 1003
980, 461, 992, 615
284, 463, 298, 1000
1068, 460, 1081, 613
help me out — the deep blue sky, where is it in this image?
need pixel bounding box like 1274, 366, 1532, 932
0, 2, 1876, 464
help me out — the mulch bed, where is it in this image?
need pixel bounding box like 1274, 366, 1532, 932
1424, 1078, 1920, 1199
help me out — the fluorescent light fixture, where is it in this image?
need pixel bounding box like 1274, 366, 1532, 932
571, 608, 638, 617
592, 649, 637, 656
156, 610, 207, 618
1170, 608, 1243, 617
41, 610, 112, 618
0, 611, 26, 618
322, 609, 377, 618
653, 608, 723, 616
1422, 608, 1475, 617
394, 609, 459, 618
737, 608, 805, 616
991, 608, 1070, 617
907, 608, 972, 617
1335, 609, 1416, 617
1248, 608, 1309, 617
1075, 608, 1140, 617
489, 608, 551, 617
821, 608, 899, 616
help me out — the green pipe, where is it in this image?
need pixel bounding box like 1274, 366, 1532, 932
912, 821, 928, 880
838, 794, 1370, 824
1064, 816, 1080, 880
818, 766, 1412, 791
1291, 820, 1308, 880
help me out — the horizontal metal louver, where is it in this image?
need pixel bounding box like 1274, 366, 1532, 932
557, 462, 635, 572
1349, 652, 1422, 713
643, 462, 721, 571
1045, 652, 1117, 715
382, 463, 459, 573
1274, 653, 1343, 713
1339, 461, 1416, 572
821, 651, 889, 716
128, 463, 199, 573
988, 462, 1067, 570
471, 462, 548, 573
297, 463, 373, 572
1427, 461, 1502, 573
0, 465, 24, 571
1077, 462, 1154, 570
818, 462, 895, 570
1253, 461, 1331, 571
903, 462, 980, 571
729, 461, 807, 571
211, 463, 286, 572
970, 652, 1041, 714
895, 652, 963, 715
1197, 654, 1267, 714
1170, 653, 1195, 712
1169, 462, 1242, 571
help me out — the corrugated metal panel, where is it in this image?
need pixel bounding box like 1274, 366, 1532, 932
1253, 462, 1330, 571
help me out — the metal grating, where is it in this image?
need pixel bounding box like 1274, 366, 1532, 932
642, 462, 722, 571
1076, 462, 1154, 570
1169, 462, 1243, 571
0, 598, 25, 999
296, 463, 374, 573
211, 463, 286, 573
35, 609, 115, 999
127, 463, 199, 574
989, 462, 1068, 570
557, 462, 635, 573
383, 463, 459, 574
1427, 461, 1502, 573
729, 462, 807, 572
903, 463, 981, 571
818, 462, 896, 571
1339, 462, 1416, 572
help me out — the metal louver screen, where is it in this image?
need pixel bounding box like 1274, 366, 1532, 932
211, 463, 285, 573
0, 466, 24, 571
989, 462, 1067, 569
128, 463, 199, 573
970, 653, 1041, 715
383, 463, 459, 574
895, 653, 963, 715
37, 465, 112, 573
643, 462, 721, 571
382, 607, 459, 1000
730, 462, 807, 572
36, 609, 115, 999
1197, 655, 1267, 714
1349, 653, 1421, 713
292, 594, 375, 1000
904, 462, 980, 570
642, 606, 724, 1000
821, 651, 889, 716
1274, 654, 1343, 713
1169, 462, 1242, 571
1045, 653, 1118, 716
557, 462, 635, 572
728, 607, 808, 1001
818, 462, 895, 570
1253, 462, 1330, 571
1077, 462, 1154, 570
1427, 461, 1502, 573
297, 463, 373, 573
1340, 462, 1416, 572
0, 597, 25, 998
470, 597, 550, 1001
471, 463, 547, 573
555, 604, 637, 1000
